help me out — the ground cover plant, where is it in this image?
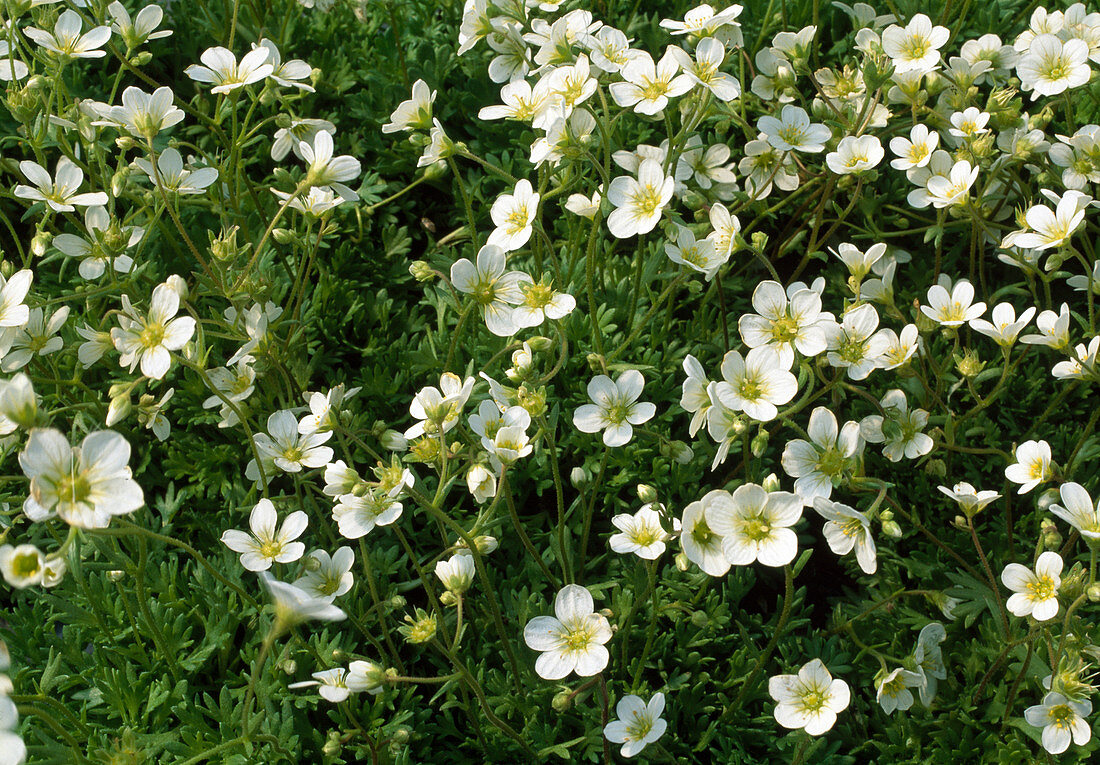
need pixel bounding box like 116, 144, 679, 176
4, 0, 1100, 762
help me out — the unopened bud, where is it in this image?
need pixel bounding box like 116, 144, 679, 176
31, 231, 51, 258
409, 260, 434, 281
665, 439, 694, 464
322, 731, 342, 757
1038, 489, 1061, 512
272, 228, 297, 245
1088, 584, 1100, 602
281, 659, 297, 674
750, 231, 769, 252
637, 484, 658, 504
882, 520, 903, 538
527, 336, 553, 352
690, 610, 709, 628
570, 466, 590, 487
552, 690, 573, 712
751, 430, 769, 457
762, 473, 781, 492
585, 353, 604, 372
674, 552, 690, 572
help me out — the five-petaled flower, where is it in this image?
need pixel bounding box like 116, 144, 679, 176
523, 584, 612, 680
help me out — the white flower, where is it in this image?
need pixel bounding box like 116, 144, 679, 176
1021, 303, 1072, 349
814, 498, 878, 574
292, 547, 355, 602
609, 48, 693, 115
738, 280, 831, 366
272, 118, 335, 161
878, 324, 921, 370
0, 270, 29, 330
19, 429, 143, 528
713, 347, 797, 423
604, 693, 668, 758
332, 488, 403, 539
135, 148, 219, 195
1025, 692, 1093, 754
185, 46, 272, 94
832, 242, 885, 281
1, 306, 69, 373
664, 225, 726, 281
487, 179, 540, 252
565, 188, 602, 218
111, 281, 196, 380
769, 658, 851, 735
0, 373, 37, 430
913, 622, 947, 705
669, 37, 741, 101
0, 544, 45, 589
706, 483, 803, 567
0, 41, 29, 82
435, 553, 475, 594
108, 2, 172, 49
23, 10, 111, 59
782, 407, 863, 502
938, 482, 1000, 516
287, 668, 357, 703
681, 492, 731, 576
246, 409, 334, 483
573, 370, 656, 447
660, 4, 744, 38
405, 373, 475, 439
948, 107, 990, 139
52, 205, 140, 280
523, 584, 612, 680
859, 389, 933, 462
299, 131, 361, 202
680, 354, 713, 437
1012, 194, 1087, 250
254, 38, 313, 91
259, 572, 346, 631
924, 159, 978, 208
889, 124, 940, 170
881, 13, 949, 73
1051, 482, 1100, 539
1017, 34, 1091, 99
920, 277, 986, 326
826, 135, 884, 175
606, 159, 675, 239
610, 503, 677, 560
1005, 439, 1053, 493
14, 157, 108, 212
876, 667, 924, 714
1002, 551, 1062, 621
824, 303, 890, 380
707, 202, 741, 260
757, 105, 831, 153
479, 77, 559, 128
513, 278, 576, 329
969, 303, 1036, 347
108, 86, 184, 139
220, 499, 307, 572
451, 244, 528, 337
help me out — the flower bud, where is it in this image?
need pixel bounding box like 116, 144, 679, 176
1088, 584, 1100, 602
881, 520, 903, 538
380, 429, 408, 452
0, 544, 44, 589
409, 260, 434, 281
762, 473, 781, 492
664, 439, 694, 464
272, 228, 297, 245
750, 231, 769, 252
570, 466, 590, 487
1041, 518, 1063, 549
690, 610, 709, 628
552, 690, 573, 712
129, 51, 153, 67
0, 373, 37, 428
1038, 489, 1061, 512
390, 727, 410, 745
585, 353, 605, 372
675, 552, 690, 572
751, 430, 769, 457
923, 458, 947, 478
527, 336, 553, 351
322, 731, 342, 757
165, 274, 188, 300
31, 231, 51, 258
107, 569, 126, 582
281, 659, 297, 675
636, 484, 658, 504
